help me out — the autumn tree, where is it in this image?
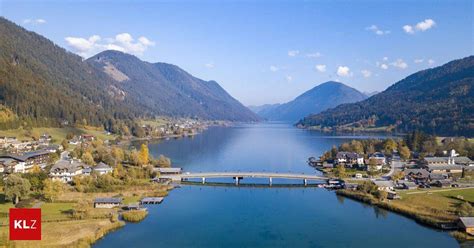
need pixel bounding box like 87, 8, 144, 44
399, 145, 411, 160
383, 139, 397, 154
334, 164, 346, 179
81, 151, 94, 165
5, 174, 31, 204
139, 144, 149, 165
42, 179, 64, 202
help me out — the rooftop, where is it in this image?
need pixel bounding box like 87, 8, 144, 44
94, 197, 122, 204
460, 217, 474, 227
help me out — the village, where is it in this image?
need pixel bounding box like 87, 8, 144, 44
0, 118, 216, 246
309, 136, 474, 238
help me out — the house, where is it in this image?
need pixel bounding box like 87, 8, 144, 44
21, 150, 53, 169
373, 180, 394, 192
397, 180, 418, 190
404, 168, 429, 182
387, 191, 400, 200
327, 179, 345, 188
94, 198, 122, 208
431, 179, 452, 188
367, 152, 386, 165
50, 160, 88, 182
0, 158, 25, 173
429, 173, 448, 181
459, 217, 474, 235
93, 162, 113, 175
81, 134, 95, 142
336, 152, 364, 166
68, 137, 81, 145
425, 164, 463, 174
424, 156, 473, 167
0, 149, 52, 172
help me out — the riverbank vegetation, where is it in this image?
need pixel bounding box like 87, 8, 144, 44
122, 210, 148, 222
337, 183, 474, 241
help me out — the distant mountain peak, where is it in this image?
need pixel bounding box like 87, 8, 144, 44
255, 81, 367, 122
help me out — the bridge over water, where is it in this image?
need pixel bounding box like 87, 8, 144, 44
159, 172, 328, 186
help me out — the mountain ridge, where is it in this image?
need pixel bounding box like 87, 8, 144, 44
253, 81, 367, 122
298, 56, 474, 136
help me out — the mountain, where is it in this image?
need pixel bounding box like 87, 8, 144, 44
363, 91, 380, 97
298, 56, 474, 136
86, 50, 259, 122
247, 104, 280, 115
0, 17, 140, 130
0, 17, 258, 131
254, 81, 367, 122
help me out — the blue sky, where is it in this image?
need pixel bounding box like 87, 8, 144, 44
1, 0, 472, 105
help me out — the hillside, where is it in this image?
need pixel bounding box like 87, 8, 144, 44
298, 56, 474, 136
0, 17, 141, 131
86, 50, 260, 122
0, 17, 258, 132
254, 81, 367, 122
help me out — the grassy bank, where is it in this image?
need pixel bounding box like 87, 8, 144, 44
0, 127, 116, 144
336, 189, 458, 228
0, 184, 171, 247
122, 210, 148, 222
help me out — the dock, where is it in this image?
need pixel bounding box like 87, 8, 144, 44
140, 197, 164, 205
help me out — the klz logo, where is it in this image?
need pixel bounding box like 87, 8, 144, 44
9, 208, 41, 240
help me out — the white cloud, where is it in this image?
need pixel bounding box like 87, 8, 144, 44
391, 59, 408, 69
383, 57, 388, 61
416, 19, 436, 31
306, 52, 321, 58
403, 25, 414, 34
269, 65, 279, 72
428, 59, 435, 65
288, 50, 299, 57
361, 69, 372, 78
65, 33, 155, 57
286, 75, 293, 82
366, 25, 390, 35
315, 64, 327, 72
380, 64, 388, 70
403, 19, 436, 34
23, 18, 46, 25
414, 58, 424, 63
337, 66, 352, 77
205, 62, 214, 68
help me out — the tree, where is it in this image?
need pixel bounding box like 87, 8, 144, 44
4, 174, 31, 204
350, 140, 364, 154
334, 164, 346, 179
73, 199, 90, 219
367, 158, 379, 176
399, 145, 411, 160
42, 179, 64, 202
155, 155, 171, 167
374, 190, 388, 201
391, 171, 405, 182
81, 151, 94, 165
383, 139, 397, 154
111, 147, 125, 163
61, 139, 69, 151
139, 144, 149, 165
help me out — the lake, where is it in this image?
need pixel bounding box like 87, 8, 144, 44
94, 123, 458, 247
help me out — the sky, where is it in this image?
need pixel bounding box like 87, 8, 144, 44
1, 0, 473, 106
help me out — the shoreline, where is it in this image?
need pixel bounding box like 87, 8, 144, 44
335, 189, 473, 243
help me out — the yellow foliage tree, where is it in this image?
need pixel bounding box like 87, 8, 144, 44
139, 144, 149, 166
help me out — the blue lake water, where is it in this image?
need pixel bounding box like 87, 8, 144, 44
94, 123, 458, 247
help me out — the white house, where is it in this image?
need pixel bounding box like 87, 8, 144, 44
50, 160, 88, 182
93, 162, 113, 175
